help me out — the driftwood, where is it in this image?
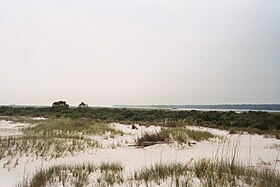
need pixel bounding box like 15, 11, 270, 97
131, 124, 138, 130
188, 142, 196, 146
129, 141, 196, 148
140, 141, 165, 147
129, 141, 165, 147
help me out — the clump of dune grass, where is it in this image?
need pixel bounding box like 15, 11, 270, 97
23, 118, 123, 136
192, 159, 280, 187
136, 132, 165, 146
99, 162, 123, 173
97, 162, 124, 186
0, 135, 99, 162
132, 160, 280, 187
18, 162, 123, 187
161, 128, 216, 142
19, 164, 97, 187
131, 162, 190, 186
18, 159, 280, 187
0, 119, 125, 162
136, 127, 216, 146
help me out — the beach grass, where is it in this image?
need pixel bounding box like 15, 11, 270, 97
0, 135, 99, 161
136, 127, 216, 146
0, 119, 124, 161
23, 118, 123, 136
18, 159, 280, 187
18, 162, 123, 187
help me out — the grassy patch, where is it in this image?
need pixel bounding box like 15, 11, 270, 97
2, 107, 280, 138
132, 160, 280, 186
0, 119, 124, 161
23, 118, 123, 136
0, 135, 99, 161
19, 162, 123, 187
19, 160, 280, 187
131, 162, 189, 186
192, 159, 280, 187
161, 128, 216, 142
136, 127, 216, 146
136, 132, 164, 146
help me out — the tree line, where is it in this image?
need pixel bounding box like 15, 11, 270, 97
0, 104, 280, 134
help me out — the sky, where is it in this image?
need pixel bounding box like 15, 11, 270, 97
0, 0, 280, 106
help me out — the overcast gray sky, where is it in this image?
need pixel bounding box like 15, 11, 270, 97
0, 0, 279, 106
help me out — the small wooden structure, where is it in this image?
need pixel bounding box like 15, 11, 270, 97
78, 102, 88, 108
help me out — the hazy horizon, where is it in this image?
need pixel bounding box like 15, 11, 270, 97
1, 0, 280, 106
2, 103, 280, 108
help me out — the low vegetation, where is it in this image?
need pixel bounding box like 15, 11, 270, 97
160, 128, 215, 142
23, 118, 123, 136
136, 127, 216, 146
1, 106, 279, 136
133, 159, 280, 187
0, 119, 123, 162
18, 159, 280, 187
0, 135, 99, 161
131, 162, 189, 186
191, 159, 280, 187
1, 107, 279, 186
19, 162, 124, 187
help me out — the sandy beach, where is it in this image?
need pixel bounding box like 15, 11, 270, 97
1, 120, 280, 186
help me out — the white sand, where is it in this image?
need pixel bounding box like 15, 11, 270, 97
1, 121, 280, 186
0, 120, 31, 137
31, 117, 47, 121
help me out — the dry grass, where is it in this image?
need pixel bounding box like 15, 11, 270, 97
23, 118, 123, 136
0, 118, 124, 162
18, 162, 124, 187
192, 159, 280, 187
19, 159, 280, 187
0, 135, 99, 161
136, 127, 216, 146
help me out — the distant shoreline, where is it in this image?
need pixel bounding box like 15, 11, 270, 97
1, 104, 280, 112
113, 104, 280, 112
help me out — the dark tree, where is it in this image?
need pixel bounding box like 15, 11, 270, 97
52, 101, 69, 109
